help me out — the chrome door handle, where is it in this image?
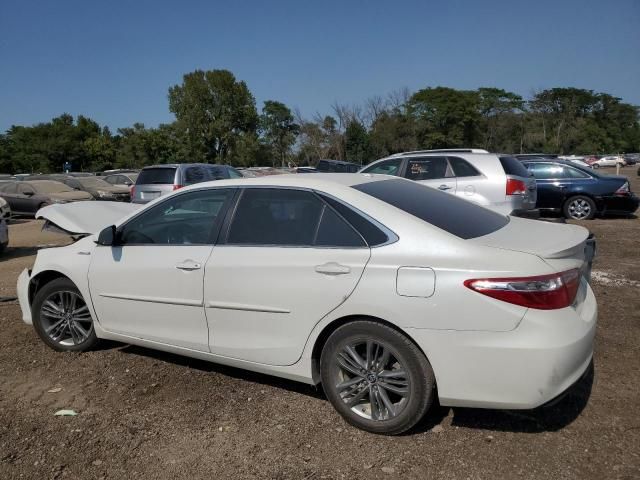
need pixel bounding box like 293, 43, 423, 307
315, 262, 351, 276
176, 260, 202, 271
438, 185, 452, 190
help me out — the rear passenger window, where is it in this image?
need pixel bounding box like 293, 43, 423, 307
227, 189, 324, 246
319, 194, 390, 246
527, 163, 563, 179
449, 157, 481, 177
405, 157, 449, 181
315, 206, 365, 247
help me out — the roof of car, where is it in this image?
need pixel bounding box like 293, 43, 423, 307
141, 163, 235, 169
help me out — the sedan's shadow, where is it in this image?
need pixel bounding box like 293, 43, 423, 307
116, 343, 593, 435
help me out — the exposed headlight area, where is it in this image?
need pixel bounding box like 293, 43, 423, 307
96, 190, 115, 199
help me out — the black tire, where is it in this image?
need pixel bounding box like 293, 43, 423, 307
592, 164, 600, 169
320, 320, 435, 435
563, 195, 596, 220
32, 277, 98, 352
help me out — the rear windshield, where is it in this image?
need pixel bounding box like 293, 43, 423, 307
499, 156, 530, 177
136, 168, 177, 185
31, 181, 74, 193
353, 179, 509, 239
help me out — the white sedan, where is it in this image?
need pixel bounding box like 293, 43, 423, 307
17, 174, 597, 435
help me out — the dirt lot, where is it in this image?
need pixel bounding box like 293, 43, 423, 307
1, 168, 639, 479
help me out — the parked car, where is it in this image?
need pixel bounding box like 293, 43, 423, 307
316, 159, 361, 173
557, 155, 592, 169
0, 180, 93, 217
36, 175, 131, 201
19, 173, 596, 435
514, 153, 559, 160
360, 149, 537, 216
590, 156, 626, 169
623, 154, 639, 166
522, 159, 639, 219
0, 197, 10, 253
132, 163, 243, 204
103, 172, 139, 187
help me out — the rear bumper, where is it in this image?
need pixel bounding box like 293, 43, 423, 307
409, 279, 597, 409
511, 208, 540, 219
599, 194, 639, 214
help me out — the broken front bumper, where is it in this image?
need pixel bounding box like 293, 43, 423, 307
17, 269, 33, 325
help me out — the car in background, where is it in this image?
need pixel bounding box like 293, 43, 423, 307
557, 155, 592, 169
0, 197, 10, 253
0, 180, 93, 217
132, 163, 243, 204
521, 159, 639, 220
316, 159, 361, 173
623, 154, 638, 166
590, 156, 626, 169
19, 173, 596, 435
103, 172, 139, 187
360, 149, 537, 216
36, 175, 131, 201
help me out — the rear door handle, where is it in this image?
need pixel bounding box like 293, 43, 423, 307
176, 260, 202, 271
438, 184, 452, 190
315, 262, 351, 276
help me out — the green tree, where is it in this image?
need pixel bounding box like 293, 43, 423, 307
344, 120, 370, 164
168, 69, 258, 163
259, 100, 299, 167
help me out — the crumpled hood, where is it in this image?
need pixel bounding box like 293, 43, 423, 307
36, 201, 142, 235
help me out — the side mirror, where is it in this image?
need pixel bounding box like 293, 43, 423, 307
96, 225, 117, 246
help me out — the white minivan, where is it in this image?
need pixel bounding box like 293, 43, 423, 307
360, 149, 537, 216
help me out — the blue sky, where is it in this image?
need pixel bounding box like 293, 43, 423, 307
1, 0, 638, 132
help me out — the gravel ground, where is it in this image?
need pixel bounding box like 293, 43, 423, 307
1, 168, 639, 479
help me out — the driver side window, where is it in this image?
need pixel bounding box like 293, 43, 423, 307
119, 188, 235, 245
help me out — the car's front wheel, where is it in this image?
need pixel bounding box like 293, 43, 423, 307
320, 320, 435, 435
32, 277, 98, 352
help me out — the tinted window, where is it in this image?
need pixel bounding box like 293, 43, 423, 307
104, 176, 117, 185
184, 166, 207, 185
319, 194, 389, 246
205, 165, 229, 180
228, 167, 243, 179
449, 156, 481, 177
315, 206, 365, 247
361, 159, 403, 176
136, 168, 177, 185
405, 157, 449, 181
317, 160, 333, 172
227, 189, 323, 246
499, 156, 530, 177
119, 189, 234, 245
526, 163, 591, 180
0, 183, 17, 193
19, 184, 35, 194
563, 166, 591, 179
353, 179, 509, 240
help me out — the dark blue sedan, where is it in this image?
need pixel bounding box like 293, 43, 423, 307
522, 159, 639, 220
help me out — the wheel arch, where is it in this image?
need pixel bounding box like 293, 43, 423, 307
28, 270, 73, 306
309, 314, 430, 385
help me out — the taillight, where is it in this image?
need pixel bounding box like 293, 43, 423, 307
506, 178, 527, 195
130, 185, 135, 198
464, 269, 581, 310
173, 184, 184, 191
614, 181, 630, 196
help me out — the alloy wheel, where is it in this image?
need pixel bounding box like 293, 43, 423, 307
39, 291, 93, 346
334, 340, 410, 421
567, 198, 592, 220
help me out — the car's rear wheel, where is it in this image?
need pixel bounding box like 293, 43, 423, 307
32, 278, 98, 352
563, 195, 596, 220
320, 320, 435, 435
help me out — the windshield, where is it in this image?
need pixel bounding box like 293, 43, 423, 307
353, 179, 509, 239
77, 177, 112, 188
31, 181, 74, 194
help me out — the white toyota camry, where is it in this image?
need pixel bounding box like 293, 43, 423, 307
17, 173, 597, 435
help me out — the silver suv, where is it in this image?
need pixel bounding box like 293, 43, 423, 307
132, 163, 243, 204
360, 149, 537, 216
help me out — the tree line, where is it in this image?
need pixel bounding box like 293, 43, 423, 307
1, 69, 638, 174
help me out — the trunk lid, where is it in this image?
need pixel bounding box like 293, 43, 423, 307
35, 202, 142, 236
470, 217, 594, 274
